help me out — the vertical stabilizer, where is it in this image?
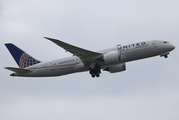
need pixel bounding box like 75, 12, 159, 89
5, 43, 41, 68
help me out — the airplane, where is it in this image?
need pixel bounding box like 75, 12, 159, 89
4, 37, 175, 78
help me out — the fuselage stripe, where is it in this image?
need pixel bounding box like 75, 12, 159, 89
27, 62, 82, 70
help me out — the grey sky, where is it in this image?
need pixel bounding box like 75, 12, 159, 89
0, 0, 179, 120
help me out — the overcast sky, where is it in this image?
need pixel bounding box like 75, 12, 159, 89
0, 0, 179, 120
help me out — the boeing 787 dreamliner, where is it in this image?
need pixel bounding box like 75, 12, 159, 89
5, 37, 175, 78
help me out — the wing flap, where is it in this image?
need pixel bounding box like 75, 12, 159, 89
5, 67, 32, 73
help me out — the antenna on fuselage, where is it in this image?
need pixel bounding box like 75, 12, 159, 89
116, 44, 121, 46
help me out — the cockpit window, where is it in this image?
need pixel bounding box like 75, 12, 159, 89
164, 41, 169, 43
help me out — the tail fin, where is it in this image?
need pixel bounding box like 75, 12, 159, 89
5, 43, 41, 68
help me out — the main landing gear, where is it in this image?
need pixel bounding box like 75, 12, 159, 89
89, 64, 101, 78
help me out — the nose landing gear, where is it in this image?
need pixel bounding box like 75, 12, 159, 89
160, 52, 169, 58
164, 55, 168, 58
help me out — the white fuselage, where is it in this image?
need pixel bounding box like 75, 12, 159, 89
15, 40, 175, 77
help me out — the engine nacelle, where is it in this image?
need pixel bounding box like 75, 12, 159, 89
103, 51, 121, 64
104, 63, 126, 73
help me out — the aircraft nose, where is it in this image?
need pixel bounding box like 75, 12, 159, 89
170, 44, 175, 50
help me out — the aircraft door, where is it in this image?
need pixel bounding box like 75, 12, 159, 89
152, 41, 158, 48
118, 50, 122, 61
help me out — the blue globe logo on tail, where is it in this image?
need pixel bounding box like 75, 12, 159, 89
19, 53, 41, 68
5, 43, 41, 68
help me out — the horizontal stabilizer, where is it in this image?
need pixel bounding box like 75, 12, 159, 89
5, 67, 32, 73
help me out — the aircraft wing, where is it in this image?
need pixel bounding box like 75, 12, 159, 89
44, 37, 103, 65
5, 67, 32, 73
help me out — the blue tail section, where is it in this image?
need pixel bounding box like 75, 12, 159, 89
5, 43, 41, 68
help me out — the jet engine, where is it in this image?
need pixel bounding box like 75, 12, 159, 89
103, 51, 121, 64
103, 63, 126, 73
